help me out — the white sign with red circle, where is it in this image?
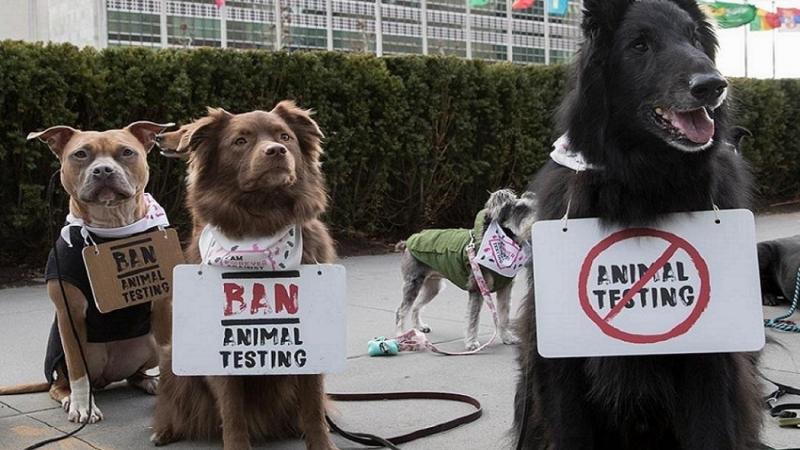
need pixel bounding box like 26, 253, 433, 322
532, 209, 764, 358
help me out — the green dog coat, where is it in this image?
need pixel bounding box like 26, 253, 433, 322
406, 210, 513, 292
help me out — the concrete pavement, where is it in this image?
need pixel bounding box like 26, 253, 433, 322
1, 211, 800, 449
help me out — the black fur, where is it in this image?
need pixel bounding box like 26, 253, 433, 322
513, 1, 762, 449
758, 236, 800, 306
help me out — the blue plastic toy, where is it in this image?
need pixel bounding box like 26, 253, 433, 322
367, 337, 399, 356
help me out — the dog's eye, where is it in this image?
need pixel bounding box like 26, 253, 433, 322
235, 137, 247, 146
122, 148, 135, 157
280, 133, 291, 142
632, 38, 649, 52
72, 149, 88, 159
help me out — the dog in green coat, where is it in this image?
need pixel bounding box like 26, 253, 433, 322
395, 189, 537, 350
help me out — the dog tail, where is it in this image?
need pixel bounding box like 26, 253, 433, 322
0, 382, 50, 395
394, 240, 407, 252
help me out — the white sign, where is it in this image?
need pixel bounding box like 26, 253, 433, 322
532, 209, 765, 358
172, 264, 347, 375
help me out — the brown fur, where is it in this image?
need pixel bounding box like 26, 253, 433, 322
6, 122, 173, 423
152, 102, 337, 450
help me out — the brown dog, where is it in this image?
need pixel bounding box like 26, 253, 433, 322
151, 102, 337, 450
0, 122, 173, 423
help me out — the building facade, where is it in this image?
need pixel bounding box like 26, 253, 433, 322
4, 0, 583, 65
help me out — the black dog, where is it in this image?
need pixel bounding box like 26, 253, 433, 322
514, 1, 762, 449
759, 236, 800, 306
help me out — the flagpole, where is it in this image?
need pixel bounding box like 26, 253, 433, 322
465, 0, 472, 59
160, 0, 167, 48
421, 0, 428, 55
744, 18, 748, 77
506, 0, 513, 62
771, 0, 776, 79
544, 0, 550, 64
220, 3, 227, 48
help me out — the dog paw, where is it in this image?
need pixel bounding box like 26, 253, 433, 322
150, 429, 177, 447
762, 293, 782, 306
305, 437, 339, 450
465, 340, 481, 351
501, 331, 520, 345
131, 376, 159, 395
67, 395, 103, 423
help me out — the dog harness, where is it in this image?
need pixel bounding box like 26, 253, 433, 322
405, 210, 512, 292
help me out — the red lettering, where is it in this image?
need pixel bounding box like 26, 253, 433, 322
223, 283, 247, 316
250, 283, 272, 315
275, 283, 299, 314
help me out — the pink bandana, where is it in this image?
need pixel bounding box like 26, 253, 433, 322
476, 220, 530, 278
198, 224, 302, 271
61, 193, 169, 247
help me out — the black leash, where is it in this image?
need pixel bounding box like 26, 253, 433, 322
22, 171, 96, 450
325, 391, 482, 449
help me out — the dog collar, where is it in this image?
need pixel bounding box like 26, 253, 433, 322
61, 193, 169, 247
550, 134, 602, 172
198, 224, 303, 271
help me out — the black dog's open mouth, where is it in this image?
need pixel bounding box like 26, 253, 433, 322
653, 107, 715, 146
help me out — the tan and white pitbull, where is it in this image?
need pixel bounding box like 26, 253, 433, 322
0, 122, 173, 424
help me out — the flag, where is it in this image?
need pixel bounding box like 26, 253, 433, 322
750, 7, 781, 31
548, 0, 569, 16
470, 0, 490, 6
703, 1, 756, 28
215, 0, 225, 7
777, 7, 800, 31
512, 0, 535, 11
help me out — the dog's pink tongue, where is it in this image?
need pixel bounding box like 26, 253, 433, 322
670, 108, 715, 144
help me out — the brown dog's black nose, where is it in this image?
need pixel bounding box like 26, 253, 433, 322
154, 134, 163, 144
91, 165, 116, 179
690, 73, 728, 102
264, 144, 288, 157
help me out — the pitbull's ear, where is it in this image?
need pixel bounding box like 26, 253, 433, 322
126, 121, 175, 153
271, 100, 323, 159
27, 126, 79, 158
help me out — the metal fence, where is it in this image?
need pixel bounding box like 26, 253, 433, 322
106, 0, 583, 64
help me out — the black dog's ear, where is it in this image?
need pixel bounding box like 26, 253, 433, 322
271, 100, 324, 162
581, 0, 634, 36
671, 0, 719, 59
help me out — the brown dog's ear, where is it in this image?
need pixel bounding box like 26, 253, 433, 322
126, 121, 175, 153
186, 108, 233, 151
271, 101, 323, 159
27, 126, 79, 158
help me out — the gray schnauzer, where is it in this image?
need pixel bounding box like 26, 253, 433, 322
395, 189, 537, 350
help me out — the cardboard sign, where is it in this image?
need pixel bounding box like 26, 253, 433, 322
171, 264, 347, 376
532, 209, 765, 358
83, 228, 185, 313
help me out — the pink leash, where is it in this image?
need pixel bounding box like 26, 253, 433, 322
395, 243, 499, 356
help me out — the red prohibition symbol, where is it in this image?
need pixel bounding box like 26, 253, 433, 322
578, 228, 711, 344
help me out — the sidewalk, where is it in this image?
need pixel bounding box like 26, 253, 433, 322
1, 211, 799, 449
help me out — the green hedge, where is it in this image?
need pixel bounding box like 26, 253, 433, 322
1, 41, 798, 265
